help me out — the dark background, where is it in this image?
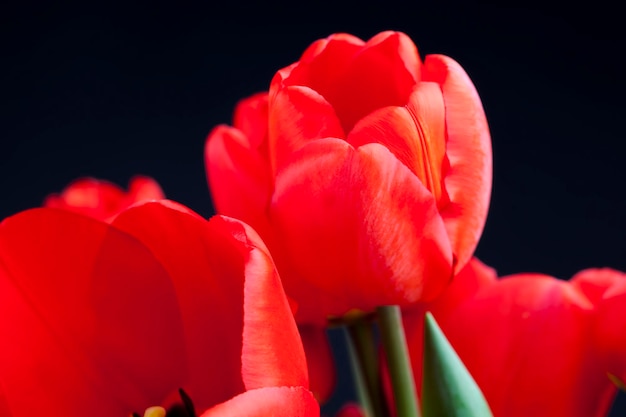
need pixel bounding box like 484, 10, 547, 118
2, 2, 625, 415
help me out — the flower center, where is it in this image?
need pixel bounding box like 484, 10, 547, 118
132, 389, 196, 417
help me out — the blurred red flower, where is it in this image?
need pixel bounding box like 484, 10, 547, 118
206, 31, 492, 324
402, 258, 626, 417
44, 175, 164, 222
0, 201, 318, 417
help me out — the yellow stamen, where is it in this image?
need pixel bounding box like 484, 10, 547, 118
143, 406, 166, 417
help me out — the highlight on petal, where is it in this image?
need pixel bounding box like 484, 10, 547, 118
270, 139, 452, 321
0, 208, 186, 417
199, 386, 319, 417
423, 54, 492, 272
232, 216, 309, 390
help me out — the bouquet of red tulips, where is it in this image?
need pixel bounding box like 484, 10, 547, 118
1, 31, 624, 417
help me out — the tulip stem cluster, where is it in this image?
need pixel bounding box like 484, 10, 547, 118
344, 306, 422, 417
345, 326, 376, 417
346, 318, 386, 417
378, 306, 421, 417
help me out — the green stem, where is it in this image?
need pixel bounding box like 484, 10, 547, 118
344, 326, 375, 417
348, 318, 387, 417
377, 305, 420, 417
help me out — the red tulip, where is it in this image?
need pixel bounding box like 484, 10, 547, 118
0, 201, 318, 417
44, 175, 164, 222
402, 259, 625, 417
206, 31, 492, 324
571, 268, 626, 387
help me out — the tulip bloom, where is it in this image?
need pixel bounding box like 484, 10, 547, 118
206, 31, 492, 323
0, 201, 318, 417
44, 175, 164, 222
402, 258, 626, 417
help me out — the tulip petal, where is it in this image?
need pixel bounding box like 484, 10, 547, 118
423, 55, 492, 272
570, 268, 626, 305
0, 208, 186, 417
44, 178, 126, 219
231, 216, 309, 391
205, 125, 273, 240
347, 82, 447, 203
112, 203, 308, 407
272, 33, 364, 96
593, 278, 626, 383
298, 325, 336, 402
126, 175, 166, 203
44, 176, 164, 223
199, 386, 319, 417
428, 257, 497, 316
328, 31, 421, 133
232, 93, 270, 150
112, 202, 248, 410
270, 139, 452, 321
401, 257, 496, 400
268, 86, 344, 173
0, 387, 10, 417
430, 276, 611, 417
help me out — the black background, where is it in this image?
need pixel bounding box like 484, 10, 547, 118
2, 2, 625, 415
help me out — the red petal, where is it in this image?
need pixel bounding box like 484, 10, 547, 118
593, 278, 626, 382
113, 204, 309, 407
205, 125, 273, 240
199, 386, 319, 417
0, 387, 10, 417
0, 208, 186, 416
423, 55, 492, 272
324, 31, 420, 133
44, 178, 126, 220
226, 215, 309, 391
270, 139, 452, 320
402, 257, 497, 394
126, 175, 166, 203
427, 257, 496, 318
232, 93, 270, 150
570, 267, 626, 305
268, 86, 344, 173
420, 275, 613, 417
273, 33, 364, 96
44, 176, 164, 223
347, 82, 446, 203
112, 202, 249, 410
299, 325, 335, 402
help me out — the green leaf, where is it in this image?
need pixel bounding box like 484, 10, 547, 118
422, 312, 493, 417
